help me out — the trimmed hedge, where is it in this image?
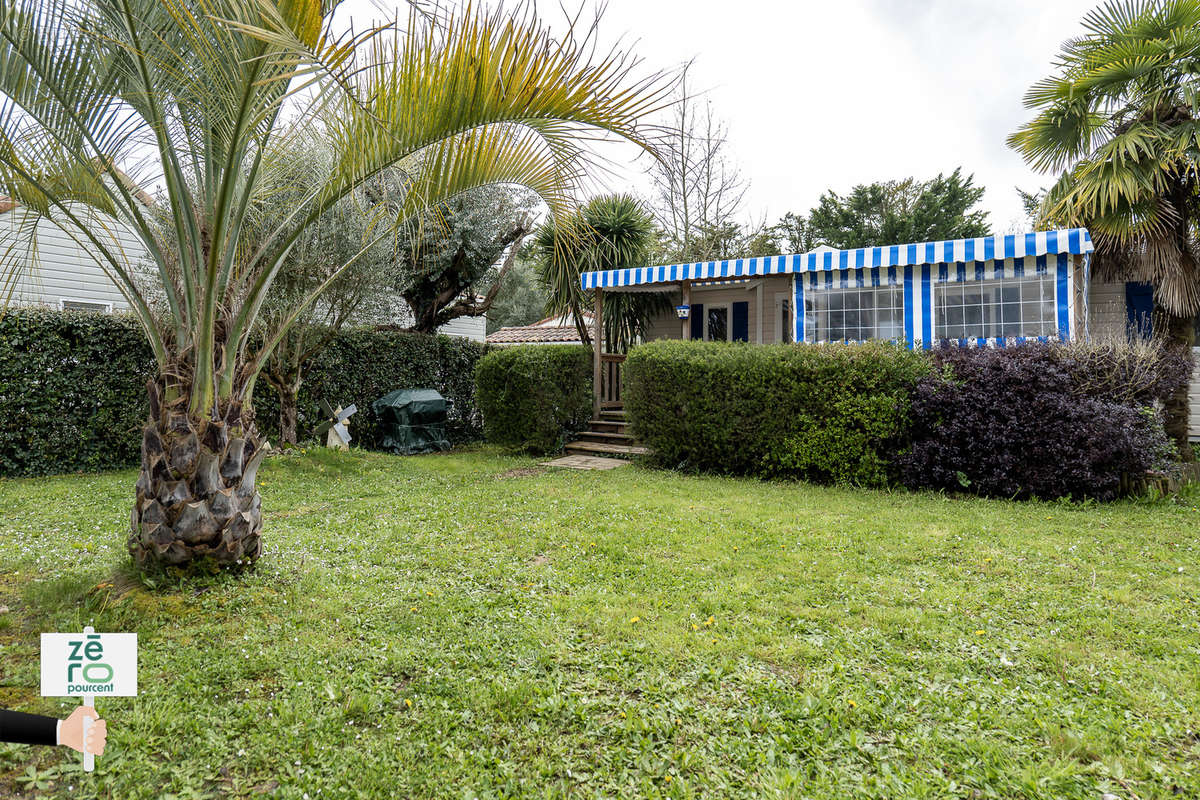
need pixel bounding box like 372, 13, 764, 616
624, 340, 932, 485
475, 345, 593, 454
0, 309, 486, 477
624, 338, 1184, 499
255, 329, 486, 448
0, 308, 157, 477
900, 343, 1185, 500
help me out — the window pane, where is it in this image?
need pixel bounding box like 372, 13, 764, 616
1000, 302, 1021, 337
934, 273, 1059, 340
707, 307, 727, 341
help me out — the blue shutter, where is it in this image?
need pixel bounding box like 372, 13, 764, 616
732, 302, 748, 341
690, 303, 703, 340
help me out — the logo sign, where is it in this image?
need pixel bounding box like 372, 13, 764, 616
40, 632, 137, 697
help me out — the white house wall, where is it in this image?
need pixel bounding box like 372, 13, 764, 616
1087, 280, 1128, 340
3, 206, 144, 311
436, 314, 486, 342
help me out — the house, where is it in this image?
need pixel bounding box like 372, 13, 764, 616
486, 312, 595, 346
0, 202, 488, 342
0, 200, 146, 313
579, 228, 1200, 438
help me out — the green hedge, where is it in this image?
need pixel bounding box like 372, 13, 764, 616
0, 308, 157, 477
256, 329, 486, 448
475, 345, 593, 454
0, 309, 486, 477
623, 340, 932, 486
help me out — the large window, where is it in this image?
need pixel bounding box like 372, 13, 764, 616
935, 274, 1056, 340
805, 286, 904, 342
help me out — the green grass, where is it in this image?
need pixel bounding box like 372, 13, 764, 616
1, 446, 1199, 799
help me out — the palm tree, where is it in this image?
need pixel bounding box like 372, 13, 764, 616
0, 0, 670, 569
535, 193, 670, 352
1008, 0, 1200, 460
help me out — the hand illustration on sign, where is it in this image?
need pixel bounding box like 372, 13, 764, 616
0, 706, 108, 754
39, 625, 137, 771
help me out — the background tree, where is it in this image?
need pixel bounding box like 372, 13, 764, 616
484, 244, 550, 332
1008, 0, 1200, 460
768, 211, 819, 254
649, 64, 749, 263
536, 194, 670, 351
798, 169, 990, 250
0, 0, 671, 570
252, 143, 404, 446
387, 184, 540, 333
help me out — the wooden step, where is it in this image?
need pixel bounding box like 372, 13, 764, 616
564, 440, 649, 458
600, 409, 627, 420
576, 430, 636, 444
588, 419, 629, 434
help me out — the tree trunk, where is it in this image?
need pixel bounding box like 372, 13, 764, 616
128, 381, 264, 570
1159, 309, 1196, 463
279, 382, 299, 446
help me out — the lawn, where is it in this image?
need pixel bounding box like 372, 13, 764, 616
1, 447, 1198, 799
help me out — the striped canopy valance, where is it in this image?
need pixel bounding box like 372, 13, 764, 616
799, 253, 1073, 290
580, 228, 1093, 291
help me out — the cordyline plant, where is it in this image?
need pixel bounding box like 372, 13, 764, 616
1008, 0, 1200, 460
0, 0, 671, 570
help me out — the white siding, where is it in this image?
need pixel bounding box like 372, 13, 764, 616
436, 313, 486, 342
1191, 349, 1200, 441
3, 206, 146, 311
1088, 280, 1128, 340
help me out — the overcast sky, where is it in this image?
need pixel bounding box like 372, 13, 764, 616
336, 0, 1102, 235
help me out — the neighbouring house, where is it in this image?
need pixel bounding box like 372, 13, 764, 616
486, 312, 595, 347
0, 199, 147, 313
579, 228, 1200, 438
0, 200, 487, 342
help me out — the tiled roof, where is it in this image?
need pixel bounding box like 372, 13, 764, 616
486, 325, 584, 345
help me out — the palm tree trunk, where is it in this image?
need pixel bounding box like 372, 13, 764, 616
128, 381, 264, 569
1158, 309, 1196, 463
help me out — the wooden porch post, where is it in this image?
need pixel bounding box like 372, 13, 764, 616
593, 288, 603, 419
681, 280, 692, 340
755, 281, 763, 343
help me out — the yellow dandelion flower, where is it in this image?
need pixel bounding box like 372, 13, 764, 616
691, 623, 698, 631
704, 616, 714, 627
664, 775, 672, 783
619, 710, 626, 719
975, 629, 985, 636
711, 638, 717, 644
848, 700, 857, 708
629, 616, 640, 624
410, 606, 418, 612
404, 698, 413, 708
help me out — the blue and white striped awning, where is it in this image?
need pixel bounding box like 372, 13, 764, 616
580, 228, 1093, 291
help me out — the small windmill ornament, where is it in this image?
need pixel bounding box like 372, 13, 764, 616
314, 400, 357, 450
